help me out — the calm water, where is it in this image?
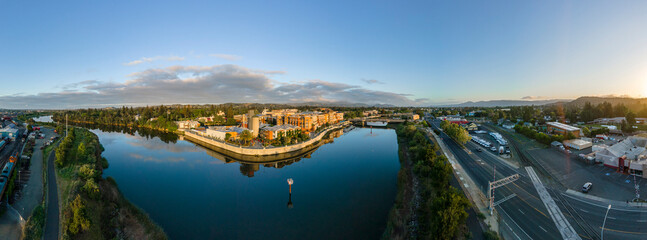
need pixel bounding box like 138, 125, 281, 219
91, 127, 400, 240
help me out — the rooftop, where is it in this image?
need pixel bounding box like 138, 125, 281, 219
547, 122, 580, 132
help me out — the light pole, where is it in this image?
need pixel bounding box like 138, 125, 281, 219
601, 204, 611, 240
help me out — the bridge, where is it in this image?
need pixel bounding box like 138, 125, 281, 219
348, 117, 406, 126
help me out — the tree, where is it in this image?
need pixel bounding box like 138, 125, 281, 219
225, 133, 232, 141
582, 127, 591, 138
68, 194, 90, 235
83, 178, 100, 199
240, 130, 253, 146
77, 142, 86, 162
429, 187, 470, 240
626, 111, 636, 125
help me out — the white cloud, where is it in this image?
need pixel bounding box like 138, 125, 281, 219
124, 56, 185, 66
0, 64, 427, 109
521, 96, 547, 100
210, 54, 242, 61
361, 78, 384, 84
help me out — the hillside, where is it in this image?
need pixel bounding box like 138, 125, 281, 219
441, 99, 568, 107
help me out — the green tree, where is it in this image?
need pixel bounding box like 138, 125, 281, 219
68, 194, 90, 235
76, 142, 86, 162
78, 164, 96, 180
582, 127, 591, 138
626, 111, 636, 125
82, 178, 100, 199
429, 187, 470, 240
240, 130, 253, 146
225, 133, 232, 141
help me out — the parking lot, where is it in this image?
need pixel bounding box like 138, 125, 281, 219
469, 130, 512, 157
527, 146, 646, 201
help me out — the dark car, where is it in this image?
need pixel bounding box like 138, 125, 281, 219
475, 148, 482, 152
582, 182, 593, 193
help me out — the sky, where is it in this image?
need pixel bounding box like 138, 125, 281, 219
1, 0, 646, 109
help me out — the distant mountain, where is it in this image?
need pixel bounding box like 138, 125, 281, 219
440, 99, 569, 107
286, 102, 396, 108
565, 96, 647, 107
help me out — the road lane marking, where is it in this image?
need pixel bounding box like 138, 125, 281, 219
518, 209, 525, 215
637, 220, 647, 223
607, 216, 616, 220
526, 166, 581, 240
539, 226, 548, 232
579, 209, 589, 213
499, 207, 533, 240
598, 226, 647, 235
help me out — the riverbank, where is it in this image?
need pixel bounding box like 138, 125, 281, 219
181, 122, 349, 157
54, 118, 182, 135
382, 122, 472, 240
382, 124, 419, 240
53, 127, 166, 239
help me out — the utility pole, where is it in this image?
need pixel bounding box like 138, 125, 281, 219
65, 114, 68, 137
488, 169, 519, 215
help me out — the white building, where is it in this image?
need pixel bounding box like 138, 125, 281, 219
176, 120, 200, 129
595, 137, 647, 177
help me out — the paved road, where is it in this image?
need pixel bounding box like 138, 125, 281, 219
14, 128, 54, 219
429, 119, 566, 239
484, 123, 647, 239
43, 142, 59, 240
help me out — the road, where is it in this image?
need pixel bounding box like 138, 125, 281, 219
428, 119, 571, 239
43, 141, 59, 240
430, 118, 647, 240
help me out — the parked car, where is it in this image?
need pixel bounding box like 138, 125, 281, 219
582, 182, 593, 193
475, 148, 482, 152
490, 146, 497, 152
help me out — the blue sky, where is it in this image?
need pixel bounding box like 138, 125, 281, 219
1, 0, 646, 108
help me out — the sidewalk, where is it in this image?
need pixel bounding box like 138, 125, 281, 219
425, 128, 499, 234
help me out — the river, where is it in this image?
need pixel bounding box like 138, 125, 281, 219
86, 126, 400, 239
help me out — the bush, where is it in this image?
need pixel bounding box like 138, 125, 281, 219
78, 164, 96, 180
83, 178, 100, 199
67, 194, 90, 235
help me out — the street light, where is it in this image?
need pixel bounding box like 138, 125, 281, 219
601, 204, 612, 240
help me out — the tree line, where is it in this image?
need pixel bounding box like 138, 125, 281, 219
397, 122, 471, 239
439, 120, 471, 145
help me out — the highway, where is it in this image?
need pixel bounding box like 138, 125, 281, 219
428, 118, 647, 240
427, 119, 578, 239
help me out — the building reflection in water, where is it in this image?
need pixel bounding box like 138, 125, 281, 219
200, 129, 345, 177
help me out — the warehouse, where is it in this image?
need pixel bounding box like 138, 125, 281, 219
563, 139, 592, 150
546, 122, 581, 138
0, 127, 18, 140
595, 136, 647, 177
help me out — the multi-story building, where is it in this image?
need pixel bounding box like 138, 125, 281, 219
546, 122, 581, 138
260, 124, 301, 140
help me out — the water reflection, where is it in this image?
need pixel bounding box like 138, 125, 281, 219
71, 123, 180, 143
72, 121, 345, 177
94, 126, 399, 240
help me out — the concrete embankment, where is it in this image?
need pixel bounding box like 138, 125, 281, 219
181, 123, 348, 159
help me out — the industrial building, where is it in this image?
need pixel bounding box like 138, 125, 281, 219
546, 122, 581, 138
595, 136, 647, 177
563, 139, 592, 150
0, 126, 19, 140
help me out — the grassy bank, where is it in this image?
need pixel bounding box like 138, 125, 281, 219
382, 122, 471, 240
382, 125, 415, 240
54, 127, 167, 240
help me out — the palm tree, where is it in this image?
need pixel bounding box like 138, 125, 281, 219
240, 130, 253, 146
